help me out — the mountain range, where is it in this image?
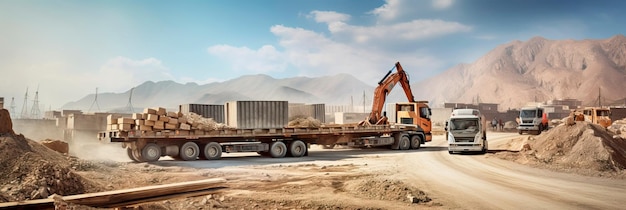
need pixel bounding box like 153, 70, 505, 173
63, 35, 626, 112
62, 74, 375, 112
413, 35, 626, 110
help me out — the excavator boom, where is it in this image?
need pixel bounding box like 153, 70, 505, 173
368, 62, 416, 124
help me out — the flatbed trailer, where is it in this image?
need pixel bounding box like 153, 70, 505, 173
98, 124, 429, 162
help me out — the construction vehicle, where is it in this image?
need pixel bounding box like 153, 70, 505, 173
446, 109, 487, 154
98, 62, 432, 162
364, 62, 432, 142
517, 107, 549, 135
582, 107, 612, 128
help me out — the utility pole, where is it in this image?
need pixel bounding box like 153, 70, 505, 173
362, 91, 366, 113
30, 86, 41, 119
598, 87, 602, 107
88, 88, 101, 113
126, 88, 135, 113
20, 88, 29, 119
10, 97, 16, 118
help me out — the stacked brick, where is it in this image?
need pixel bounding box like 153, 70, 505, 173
106, 107, 227, 135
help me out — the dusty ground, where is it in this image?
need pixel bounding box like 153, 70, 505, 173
3, 121, 626, 209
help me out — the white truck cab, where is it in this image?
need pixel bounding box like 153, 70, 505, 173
446, 109, 487, 154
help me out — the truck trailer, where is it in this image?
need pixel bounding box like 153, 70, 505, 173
98, 123, 429, 162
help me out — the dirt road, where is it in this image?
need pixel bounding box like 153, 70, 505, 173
153, 132, 626, 209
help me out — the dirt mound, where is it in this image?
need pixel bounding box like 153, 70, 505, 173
40, 139, 69, 154
347, 177, 431, 203
287, 117, 321, 128
0, 109, 14, 135
497, 121, 626, 176
0, 133, 100, 201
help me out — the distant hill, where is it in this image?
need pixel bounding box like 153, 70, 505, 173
61, 74, 374, 112
412, 35, 626, 110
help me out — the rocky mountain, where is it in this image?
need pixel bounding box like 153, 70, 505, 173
62, 74, 374, 112
412, 35, 626, 110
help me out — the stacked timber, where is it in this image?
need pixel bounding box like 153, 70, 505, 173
106, 107, 228, 135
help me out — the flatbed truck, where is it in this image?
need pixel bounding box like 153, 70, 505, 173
98, 124, 429, 162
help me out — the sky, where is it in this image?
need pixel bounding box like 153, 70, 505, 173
1, 0, 626, 111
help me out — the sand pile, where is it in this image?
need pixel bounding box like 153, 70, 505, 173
288, 117, 322, 128
609, 119, 626, 136
0, 133, 100, 201
181, 112, 229, 131
511, 121, 626, 173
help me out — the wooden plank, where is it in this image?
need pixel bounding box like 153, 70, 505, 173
0, 178, 226, 209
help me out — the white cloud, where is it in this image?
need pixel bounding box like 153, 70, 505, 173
207, 45, 287, 74
432, 0, 454, 10
205, 2, 470, 84
97, 56, 173, 91
370, 0, 404, 21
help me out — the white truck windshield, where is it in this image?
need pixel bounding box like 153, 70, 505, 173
520, 110, 537, 118
450, 119, 479, 132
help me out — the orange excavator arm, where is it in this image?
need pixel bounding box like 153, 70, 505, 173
368, 62, 416, 124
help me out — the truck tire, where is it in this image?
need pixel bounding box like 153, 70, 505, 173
141, 143, 161, 162
399, 135, 411, 150
410, 135, 422, 149
132, 149, 146, 162
269, 141, 287, 158
289, 140, 307, 157
201, 142, 222, 160
518, 130, 523, 135
180, 142, 200, 161
127, 148, 140, 162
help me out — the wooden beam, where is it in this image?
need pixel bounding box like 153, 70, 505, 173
0, 178, 227, 210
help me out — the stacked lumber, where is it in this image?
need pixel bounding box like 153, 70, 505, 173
106, 107, 228, 134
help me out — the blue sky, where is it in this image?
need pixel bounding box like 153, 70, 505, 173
1, 0, 625, 110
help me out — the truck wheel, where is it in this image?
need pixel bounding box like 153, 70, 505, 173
269, 141, 287, 158
180, 142, 200, 161
141, 143, 161, 162
410, 136, 422, 149
201, 142, 222, 160
127, 148, 139, 162
518, 130, 523, 135
289, 140, 307, 157
132, 149, 146, 162
399, 135, 411, 150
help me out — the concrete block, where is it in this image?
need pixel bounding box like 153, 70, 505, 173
117, 118, 134, 124
111, 124, 119, 130
178, 117, 187, 124
169, 118, 179, 124
180, 123, 191, 130
165, 123, 177, 130
155, 107, 167, 116
119, 123, 133, 131
160, 116, 170, 123
135, 119, 145, 126
138, 125, 153, 131
147, 114, 159, 121
153, 121, 165, 130
176, 130, 190, 135
132, 113, 144, 120
144, 108, 157, 114
145, 120, 156, 126
167, 111, 178, 118
107, 115, 117, 125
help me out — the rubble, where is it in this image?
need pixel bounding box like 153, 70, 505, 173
288, 116, 322, 128
40, 139, 69, 154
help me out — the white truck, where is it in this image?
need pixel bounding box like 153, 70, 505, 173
446, 109, 487, 154
517, 107, 548, 135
